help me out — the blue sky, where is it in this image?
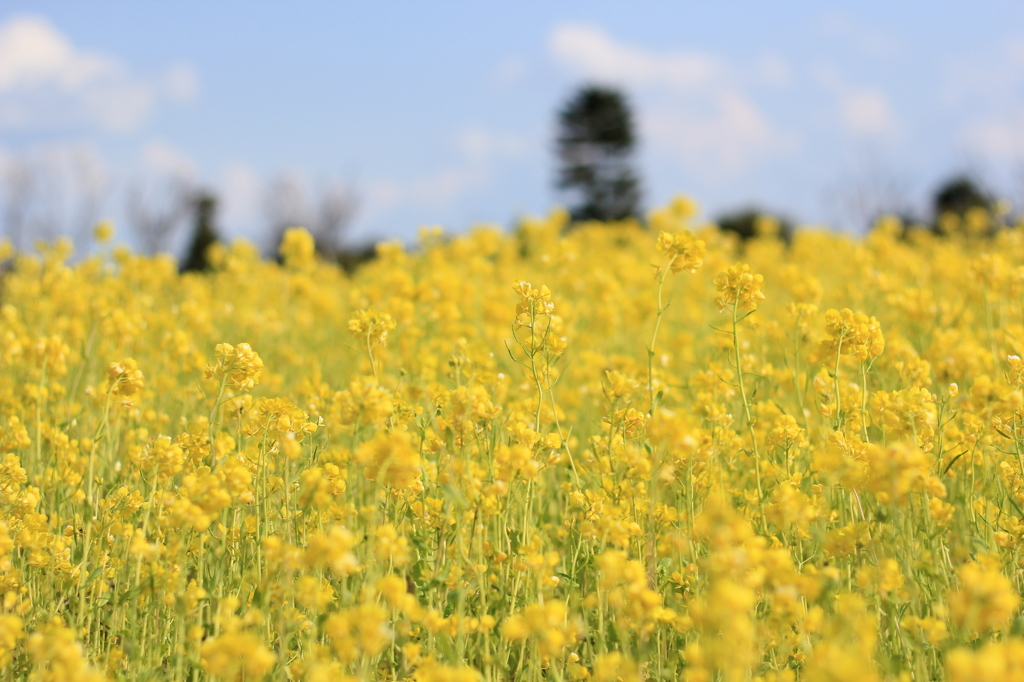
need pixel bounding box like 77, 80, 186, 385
2, 2, 1024, 250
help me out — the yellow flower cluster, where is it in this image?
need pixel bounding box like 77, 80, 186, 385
0, 206, 1023, 681
205, 342, 264, 391
714, 262, 766, 312
279, 226, 317, 271
355, 430, 423, 491
105, 358, 145, 398
819, 307, 886, 364
656, 230, 706, 274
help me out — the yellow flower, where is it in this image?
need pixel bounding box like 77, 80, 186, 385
0, 614, 22, 667
819, 308, 885, 364
656, 230, 706, 274
948, 558, 1020, 633
348, 309, 396, 347
946, 639, 1024, 682
294, 575, 336, 613
106, 357, 145, 397
500, 600, 582, 658
93, 220, 114, 243
592, 652, 639, 682
714, 262, 765, 312
200, 631, 276, 681
278, 226, 317, 270
355, 430, 422, 490
205, 342, 264, 391
412, 661, 483, 682
27, 617, 106, 682
375, 523, 411, 567
303, 525, 360, 576
323, 603, 391, 663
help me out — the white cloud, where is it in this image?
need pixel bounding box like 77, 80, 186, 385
364, 179, 403, 214
549, 23, 796, 176
163, 63, 199, 102
941, 38, 1024, 180
814, 64, 899, 137
646, 89, 798, 175
943, 38, 1024, 107
841, 88, 897, 135
550, 23, 721, 90
0, 15, 198, 131
963, 113, 1024, 159
365, 165, 481, 217
458, 128, 526, 161
409, 168, 481, 207
755, 53, 791, 87
0, 16, 113, 90
811, 63, 842, 90
363, 126, 526, 222
140, 140, 196, 179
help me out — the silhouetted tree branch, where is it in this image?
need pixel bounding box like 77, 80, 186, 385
126, 175, 194, 255
263, 173, 358, 260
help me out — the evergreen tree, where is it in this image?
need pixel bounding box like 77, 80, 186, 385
182, 191, 219, 272
556, 85, 642, 223
928, 175, 1000, 236
932, 176, 992, 218
715, 207, 794, 245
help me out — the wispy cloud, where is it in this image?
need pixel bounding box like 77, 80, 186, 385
813, 64, 900, 138
549, 23, 797, 176
361, 127, 528, 231
140, 140, 196, 179
962, 112, 1024, 159
644, 90, 798, 175
0, 15, 197, 131
550, 24, 721, 91
841, 88, 897, 136
945, 37, 1024, 163
458, 128, 527, 162
943, 38, 1024, 107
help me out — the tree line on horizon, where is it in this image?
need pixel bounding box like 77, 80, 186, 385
0, 83, 1016, 272
555, 84, 1010, 243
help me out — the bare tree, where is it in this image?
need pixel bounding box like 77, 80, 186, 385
1, 157, 36, 250
263, 172, 357, 260
68, 146, 110, 247
126, 175, 194, 255
263, 172, 309, 245
314, 183, 359, 258
1012, 162, 1024, 220
1, 151, 68, 247
1, 146, 111, 252
823, 154, 919, 233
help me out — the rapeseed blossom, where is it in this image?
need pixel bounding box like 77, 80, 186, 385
0, 201, 1020, 680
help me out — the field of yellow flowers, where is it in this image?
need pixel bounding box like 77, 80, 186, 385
2, 198, 1024, 681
